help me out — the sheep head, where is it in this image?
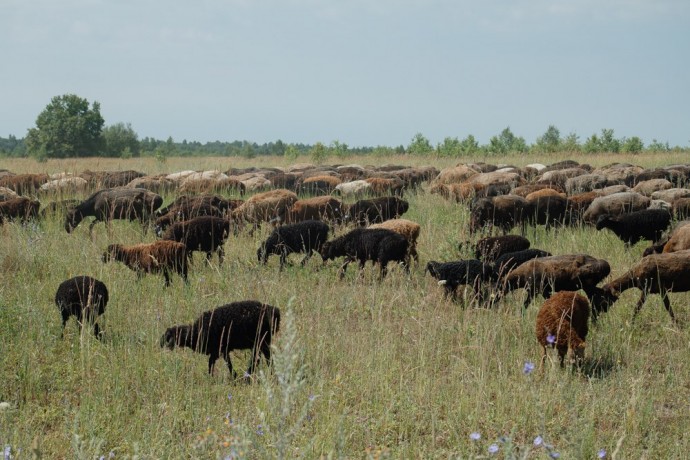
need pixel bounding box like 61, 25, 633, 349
160, 325, 194, 349
595, 214, 614, 231
64, 209, 84, 233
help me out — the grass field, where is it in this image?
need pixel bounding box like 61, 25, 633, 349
1, 153, 689, 459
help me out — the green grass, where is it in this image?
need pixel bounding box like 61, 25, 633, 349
1, 153, 689, 458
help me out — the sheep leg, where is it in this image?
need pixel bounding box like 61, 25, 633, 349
224, 356, 239, 379
660, 291, 676, 322
633, 291, 648, 319
338, 258, 353, 279
279, 252, 287, 271
300, 252, 312, 266
217, 246, 225, 266
379, 261, 389, 280
163, 270, 171, 287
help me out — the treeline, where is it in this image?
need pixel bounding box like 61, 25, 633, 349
1, 126, 685, 160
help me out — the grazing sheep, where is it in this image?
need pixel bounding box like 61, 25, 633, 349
102, 240, 189, 286
0, 186, 19, 201
157, 194, 235, 217
282, 196, 345, 225
334, 180, 372, 198
368, 218, 421, 264
55, 276, 109, 338
365, 177, 405, 196
320, 228, 409, 280
0, 173, 49, 195
468, 234, 531, 263
257, 220, 330, 270
527, 193, 570, 229
425, 259, 493, 302
231, 189, 298, 232
496, 254, 611, 311
469, 195, 531, 235
65, 188, 163, 235
491, 249, 553, 283
345, 196, 409, 226
582, 191, 650, 224
595, 209, 672, 246
0, 197, 40, 224
673, 197, 690, 219
161, 216, 231, 265
601, 250, 690, 322
160, 300, 281, 377
299, 175, 342, 194
536, 291, 589, 368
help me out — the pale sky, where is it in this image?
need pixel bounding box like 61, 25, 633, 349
2, 0, 689, 148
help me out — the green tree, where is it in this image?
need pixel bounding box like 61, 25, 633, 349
437, 137, 461, 157
599, 128, 620, 153
647, 139, 670, 152
407, 133, 433, 155
284, 144, 300, 160
487, 127, 527, 155
459, 134, 480, 155
535, 125, 561, 153
26, 94, 104, 158
330, 140, 349, 158
583, 133, 602, 153
561, 132, 581, 152
309, 142, 328, 164
621, 136, 644, 153
102, 122, 140, 157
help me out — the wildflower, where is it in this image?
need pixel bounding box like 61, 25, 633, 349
598, 449, 607, 458
308, 394, 317, 402
523, 361, 535, 374
469, 432, 481, 441
488, 443, 499, 454
534, 435, 543, 446
227, 393, 232, 401
549, 452, 560, 459
256, 424, 264, 436
546, 333, 556, 345
244, 371, 251, 379
4, 446, 10, 460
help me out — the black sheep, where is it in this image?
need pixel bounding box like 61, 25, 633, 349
468, 234, 531, 263
161, 215, 231, 265
160, 301, 281, 378
257, 220, 330, 270
595, 208, 672, 246
425, 259, 493, 302
491, 248, 552, 282
320, 228, 409, 280
345, 196, 409, 226
54, 276, 109, 338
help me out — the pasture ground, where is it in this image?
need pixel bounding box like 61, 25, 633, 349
1, 152, 689, 458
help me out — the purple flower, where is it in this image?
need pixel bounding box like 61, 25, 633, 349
227, 393, 232, 401
549, 452, 560, 459
4, 446, 11, 460
598, 449, 607, 458
523, 361, 535, 374
256, 424, 264, 436
534, 435, 543, 446
308, 394, 317, 402
488, 443, 499, 454
469, 432, 481, 441
546, 333, 556, 345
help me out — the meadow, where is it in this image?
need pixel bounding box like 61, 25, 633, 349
1, 152, 689, 459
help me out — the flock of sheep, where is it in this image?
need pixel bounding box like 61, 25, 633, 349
1, 158, 689, 374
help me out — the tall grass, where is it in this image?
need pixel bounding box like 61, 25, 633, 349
0, 154, 689, 458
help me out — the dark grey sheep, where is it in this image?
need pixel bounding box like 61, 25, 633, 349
160, 300, 281, 378
425, 259, 493, 302
345, 196, 409, 226
65, 187, 163, 235
161, 215, 231, 265
257, 220, 330, 270
468, 234, 531, 263
595, 208, 672, 246
55, 276, 109, 338
320, 228, 409, 280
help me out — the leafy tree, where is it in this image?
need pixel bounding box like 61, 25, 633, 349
599, 129, 620, 153
102, 122, 140, 157
437, 137, 461, 157
459, 135, 480, 155
26, 94, 104, 158
561, 132, 581, 152
309, 142, 328, 164
407, 133, 433, 155
488, 127, 527, 155
621, 136, 644, 153
647, 139, 670, 152
582, 133, 602, 154
330, 140, 349, 158
535, 125, 561, 153
284, 144, 300, 160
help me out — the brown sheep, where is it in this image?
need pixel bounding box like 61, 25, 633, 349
0, 197, 41, 224
282, 196, 345, 224
365, 177, 405, 197
496, 253, 611, 312
536, 291, 589, 368
511, 184, 564, 198
601, 250, 690, 322
673, 197, 690, 219
102, 240, 189, 286
231, 189, 298, 231
0, 173, 49, 195
299, 175, 342, 194
368, 218, 421, 264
